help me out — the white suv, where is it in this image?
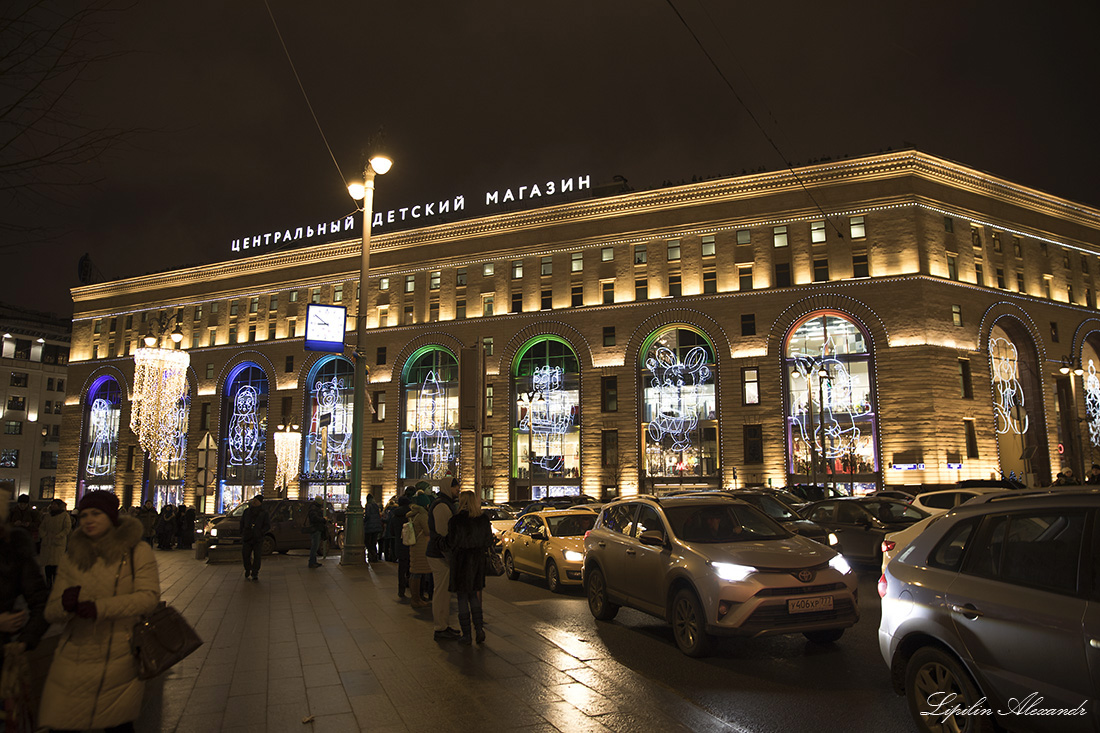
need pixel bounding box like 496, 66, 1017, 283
583, 494, 859, 656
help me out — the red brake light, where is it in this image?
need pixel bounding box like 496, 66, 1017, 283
877, 573, 888, 598
584, 530, 591, 539
881, 540, 896, 554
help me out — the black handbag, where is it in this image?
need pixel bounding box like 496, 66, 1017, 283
126, 550, 203, 680
484, 549, 505, 577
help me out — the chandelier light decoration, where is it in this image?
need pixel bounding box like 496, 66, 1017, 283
274, 425, 302, 494
131, 346, 190, 464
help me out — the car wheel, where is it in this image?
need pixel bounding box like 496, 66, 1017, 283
503, 552, 520, 580
671, 589, 712, 657
585, 566, 619, 621
905, 646, 992, 733
261, 535, 276, 556
545, 559, 561, 593
803, 628, 844, 644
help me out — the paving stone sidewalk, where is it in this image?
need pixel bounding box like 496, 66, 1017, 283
124, 548, 741, 733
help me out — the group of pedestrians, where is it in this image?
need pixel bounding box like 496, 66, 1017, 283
134, 500, 196, 551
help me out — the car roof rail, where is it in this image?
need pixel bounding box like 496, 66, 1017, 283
967, 487, 1100, 504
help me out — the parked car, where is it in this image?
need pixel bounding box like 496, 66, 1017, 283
583, 494, 859, 657
484, 504, 521, 537
205, 498, 336, 555
879, 489, 1100, 732
910, 487, 1001, 516
518, 498, 600, 517
783, 484, 850, 503
499, 508, 598, 592
878, 514, 939, 576
727, 490, 839, 547
868, 489, 916, 503
802, 497, 929, 565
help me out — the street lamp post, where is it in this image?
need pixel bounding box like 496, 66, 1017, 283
343, 153, 391, 565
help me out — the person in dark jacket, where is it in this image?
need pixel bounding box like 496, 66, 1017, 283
427, 478, 461, 640
363, 493, 383, 562
447, 490, 493, 644
386, 494, 412, 598
307, 496, 326, 568
155, 504, 177, 550
0, 489, 49, 663
240, 495, 270, 581
176, 505, 196, 550
136, 500, 157, 546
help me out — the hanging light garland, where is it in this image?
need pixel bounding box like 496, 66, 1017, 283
274, 425, 301, 495
131, 346, 190, 464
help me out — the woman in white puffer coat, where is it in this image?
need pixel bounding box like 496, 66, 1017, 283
39, 490, 160, 733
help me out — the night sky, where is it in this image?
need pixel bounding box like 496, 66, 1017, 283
3, 1, 1099, 317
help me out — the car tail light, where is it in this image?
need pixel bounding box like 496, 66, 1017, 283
881, 539, 896, 554
584, 530, 591, 539
877, 573, 888, 598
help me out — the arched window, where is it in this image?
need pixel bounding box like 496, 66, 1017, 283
784, 312, 878, 492
218, 363, 268, 512
400, 347, 459, 482
512, 337, 581, 500
989, 324, 1043, 483
640, 327, 718, 490
78, 375, 121, 498
1083, 339, 1100, 449
303, 356, 354, 507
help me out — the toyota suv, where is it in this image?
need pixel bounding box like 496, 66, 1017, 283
879, 489, 1099, 732
583, 494, 859, 656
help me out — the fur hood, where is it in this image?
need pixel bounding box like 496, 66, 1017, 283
67, 515, 145, 571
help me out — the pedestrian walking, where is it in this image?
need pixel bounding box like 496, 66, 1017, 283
136, 500, 157, 546
448, 490, 493, 644
307, 496, 326, 568
427, 478, 461, 640
240, 495, 269, 581
38, 498, 73, 589
363, 493, 383, 562
39, 490, 161, 733
176, 504, 196, 550
406, 494, 431, 608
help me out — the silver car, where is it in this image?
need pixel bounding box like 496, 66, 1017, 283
583, 494, 859, 657
878, 489, 1100, 732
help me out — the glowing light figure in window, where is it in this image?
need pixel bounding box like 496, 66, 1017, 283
519, 366, 575, 472
645, 346, 711, 452
86, 398, 117, 476
789, 336, 871, 461
989, 337, 1029, 435
157, 400, 188, 472
228, 385, 262, 465
408, 370, 457, 478
1086, 359, 1100, 448
307, 375, 352, 475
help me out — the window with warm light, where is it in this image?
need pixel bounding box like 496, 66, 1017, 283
811, 221, 826, 243
773, 226, 788, 248
849, 216, 866, 239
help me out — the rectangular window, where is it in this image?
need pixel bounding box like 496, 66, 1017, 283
996, 268, 1006, 289
512, 261, 523, 279
230, 301, 239, 317
1051, 321, 1059, 343
379, 277, 390, 291
404, 275, 415, 293
206, 362, 214, 379
40, 451, 58, 470
603, 326, 615, 347
701, 235, 716, 257
511, 292, 522, 314
483, 295, 494, 316
482, 435, 494, 467
47, 378, 54, 391
456, 268, 467, 286
208, 327, 216, 346
852, 253, 869, 278
373, 391, 386, 422
269, 295, 278, 311
975, 262, 984, 285
1044, 276, 1052, 299
667, 240, 681, 261
200, 402, 211, 431
1068, 285, 1075, 305
944, 216, 954, 233
377, 346, 387, 365
813, 258, 829, 282
6, 396, 25, 412
540, 289, 552, 310
571, 284, 583, 307
228, 329, 237, 344
964, 420, 979, 459
958, 359, 973, 398
429, 302, 439, 321
601, 247, 614, 262
371, 438, 385, 470
540, 256, 552, 276
669, 275, 682, 297
743, 424, 764, 464
772, 225, 788, 248
601, 376, 618, 412
109, 317, 117, 332
267, 324, 276, 340
947, 254, 958, 280
992, 232, 1002, 253
602, 281, 614, 304
634, 244, 647, 265
56, 379, 63, 391
739, 265, 753, 290
1082, 256, 1090, 274
775, 263, 791, 288
194, 305, 203, 321
288, 291, 298, 303
571, 252, 583, 272
703, 270, 717, 294
284, 355, 294, 373
601, 430, 618, 467
483, 263, 495, 276
1013, 237, 1022, 257
742, 367, 760, 405
333, 284, 343, 302
248, 324, 256, 341
311, 287, 321, 303
456, 299, 466, 319
635, 278, 648, 300
485, 384, 494, 416
93, 320, 101, 334
403, 305, 413, 324
483, 337, 493, 356
849, 215, 866, 239
952, 305, 962, 326
1, 449, 20, 469
741, 313, 756, 336
249, 297, 259, 314
4, 421, 21, 435
811, 220, 826, 243
429, 271, 440, 290
9, 372, 27, 388
736, 229, 750, 245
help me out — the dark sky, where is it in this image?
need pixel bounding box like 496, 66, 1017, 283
4, 1, 1099, 317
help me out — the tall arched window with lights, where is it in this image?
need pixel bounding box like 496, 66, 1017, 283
218, 363, 268, 512
639, 327, 718, 493
77, 375, 122, 500
511, 337, 581, 501
150, 392, 189, 509
784, 312, 878, 493
988, 322, 1045, 483
303, 356, 354, 508
400, 347, 460, 484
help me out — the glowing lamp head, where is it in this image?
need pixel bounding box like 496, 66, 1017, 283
170, 325, 183, 343
143, 334, 158, 347
347, 182, 365, 200
369, 154, 392, 175
1074, 366, 1084, 376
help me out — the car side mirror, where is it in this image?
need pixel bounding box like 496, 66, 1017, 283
638, 529, 665, 547
532, 530, 548, 541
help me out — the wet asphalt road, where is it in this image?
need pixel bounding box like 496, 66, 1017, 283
484, 566, 913, 733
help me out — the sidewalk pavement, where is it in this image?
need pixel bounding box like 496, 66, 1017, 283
121, 548, 740, 733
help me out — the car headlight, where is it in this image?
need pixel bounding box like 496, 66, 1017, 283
210, 528, 218, 537
563, 550, 584, 563
711, 562, 755, 582
829, 554, 852, 575
828, 532, 838, 546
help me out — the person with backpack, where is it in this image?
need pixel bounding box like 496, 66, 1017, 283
240, 495, 270, 581
405, 493, 431, 608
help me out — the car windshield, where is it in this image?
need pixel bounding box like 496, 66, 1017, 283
862, 499, 927, 523
545, 513, 597, 537
666, 504, 789, 543
739, 495, 797, 521
228, 503, 248, 517
484, 507, 516, 521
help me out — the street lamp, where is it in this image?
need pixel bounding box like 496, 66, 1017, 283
342, 151, 391, 565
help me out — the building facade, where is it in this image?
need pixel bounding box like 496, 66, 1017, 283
1, 304, 71, 500
60, 151, 1100, 512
